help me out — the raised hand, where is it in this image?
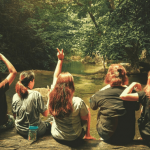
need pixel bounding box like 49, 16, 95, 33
57, 48, 64, 60
133, 82, 142, 91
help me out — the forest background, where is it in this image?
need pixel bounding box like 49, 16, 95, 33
0, 0, 150, 72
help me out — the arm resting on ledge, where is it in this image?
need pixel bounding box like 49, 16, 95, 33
81, 106, 96, 140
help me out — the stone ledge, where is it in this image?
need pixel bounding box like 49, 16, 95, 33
0, 128, 150, 150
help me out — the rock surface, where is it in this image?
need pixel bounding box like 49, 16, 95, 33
2, 88, 148, 149
0, 128, 150, 150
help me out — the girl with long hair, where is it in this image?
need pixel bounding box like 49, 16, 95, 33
48, 48, 95, 146
120, 72, 150, 142
0, 53, 17, 132
90, 64, 138, 144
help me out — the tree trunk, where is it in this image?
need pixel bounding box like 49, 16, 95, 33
124, 43, 140, 72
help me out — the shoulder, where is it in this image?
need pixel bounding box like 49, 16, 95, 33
90, 90, 104, 100
28, 90, 42, 97
137, 91, 146, 99
12, 93, 20, 103
72, 96, 85, 107
100, 84, 111, 91
72, 97, 87, 113
13, 93, 19, 98
72, 96, 83, 104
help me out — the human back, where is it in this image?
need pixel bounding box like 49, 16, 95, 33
12, 70, 49, 137
90, 64, 137, 144
48, 48, 95, 144
51, 96, 88, 140
120, 71, 150, 142
12, 90, 46, 131
49, 72, 89, 140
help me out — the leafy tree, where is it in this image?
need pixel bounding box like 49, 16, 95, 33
0, 0, 80, 71
68, 0, 150, 70
104, 0, 150, 69
1, 0, 149, 72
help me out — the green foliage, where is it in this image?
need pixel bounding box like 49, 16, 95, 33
102, 0, 150, 68
0, 61, 7, 73
0, 0, 80, 71
69, 0, 150, 69
0, 0, 150, 71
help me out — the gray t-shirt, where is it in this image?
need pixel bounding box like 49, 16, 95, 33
12, 90, 47, 134
51, 96, 88, 141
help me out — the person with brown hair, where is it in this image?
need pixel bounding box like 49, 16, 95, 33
48, 48, 95, 146
12, 70, 50, 137
90, 64, 138, 144
0, 53, 17, 132
120, 72, 150, 143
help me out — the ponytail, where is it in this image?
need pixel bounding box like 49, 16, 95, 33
15, 71, 35, 98
15, 81, 28, 98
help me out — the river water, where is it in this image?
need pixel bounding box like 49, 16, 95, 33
5, 61, 147, 139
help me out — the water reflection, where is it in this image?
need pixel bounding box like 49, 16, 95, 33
62, 61, 85, 74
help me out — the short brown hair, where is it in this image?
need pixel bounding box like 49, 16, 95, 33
104, 64, 128, 86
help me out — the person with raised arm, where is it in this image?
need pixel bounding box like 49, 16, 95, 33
0, 53, 17, 132
11, 49, 63, 138
120, 72, 150, 143
48, 48, 95, 146
90, 64, 139, 144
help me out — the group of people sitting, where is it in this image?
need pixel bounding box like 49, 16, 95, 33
0, 49, 150, 146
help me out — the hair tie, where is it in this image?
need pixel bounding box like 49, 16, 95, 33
114, 71, 119, 77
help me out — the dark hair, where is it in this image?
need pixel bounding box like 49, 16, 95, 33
15, 71, 35, 98
49, 72, 75, 119
104, 64, 128, 87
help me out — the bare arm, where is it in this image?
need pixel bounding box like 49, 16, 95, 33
52, 48, 64, 85
0, 54, 17, 85
120, 82, 142, 101
42, 109, 49, 117
81, 105, 96, 140
47, 48, 64, 109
